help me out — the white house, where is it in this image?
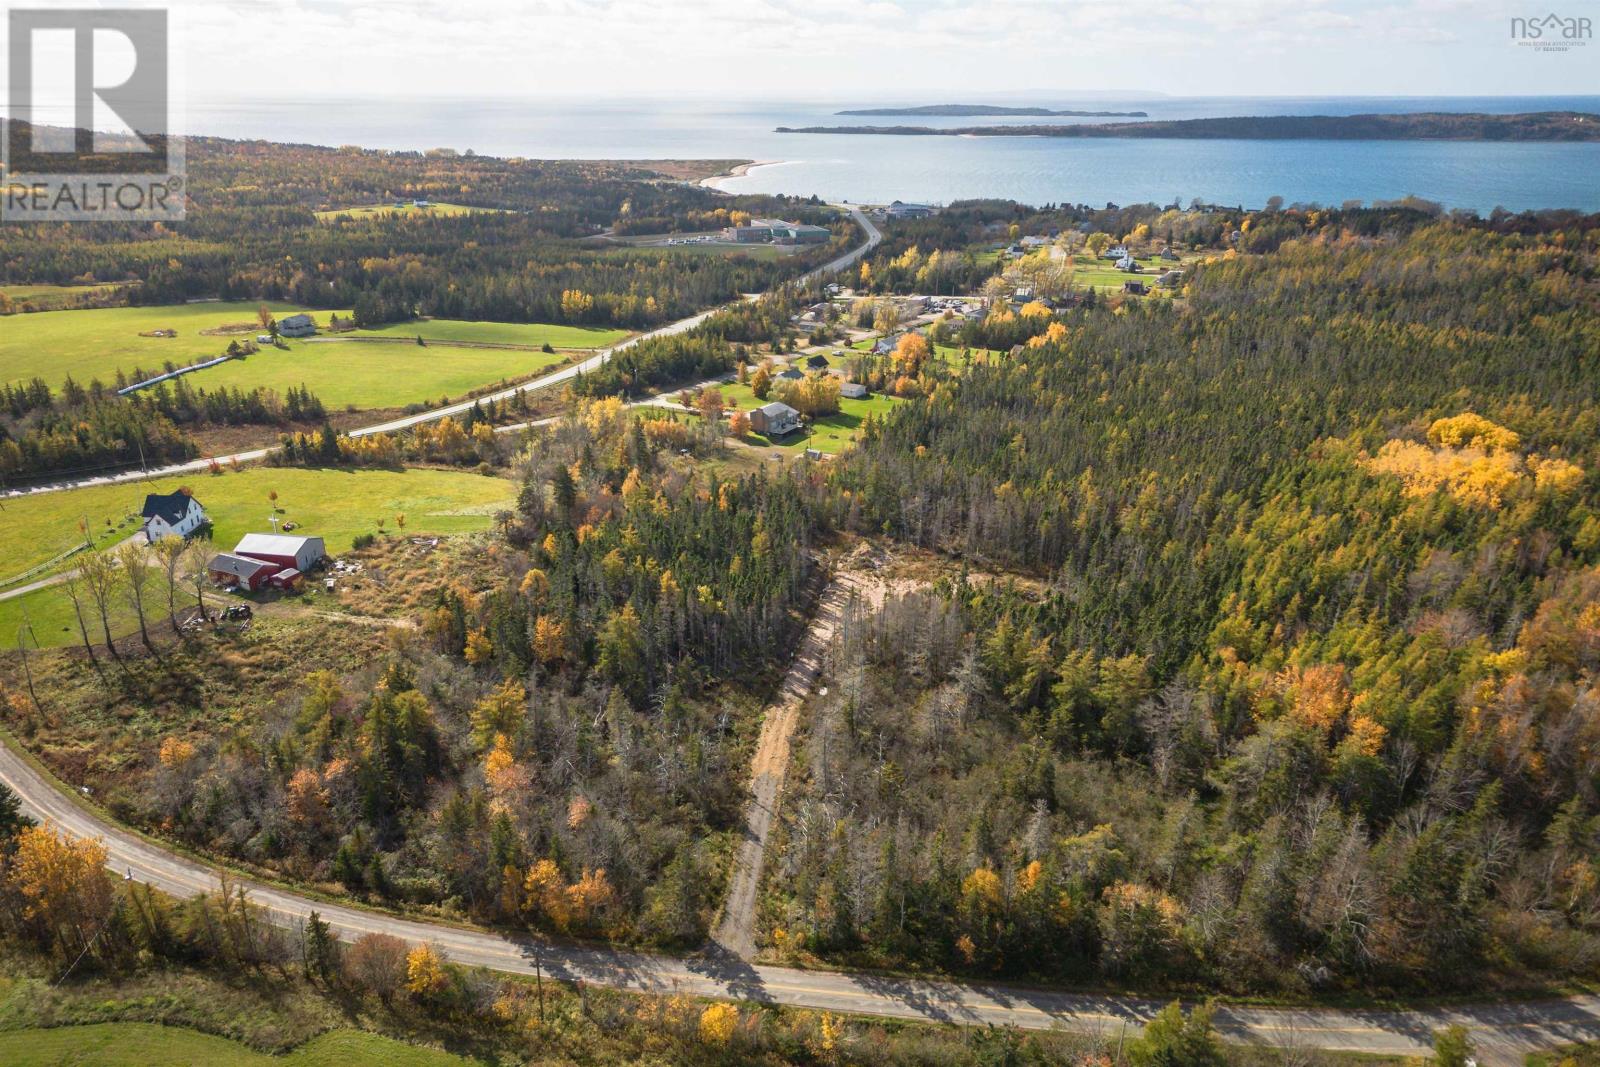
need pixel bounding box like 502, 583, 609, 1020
278, 313, 316, 338
1104, 245, 1130, 261
840, 382, 868, 399
142, 491, 206, 543
1116, 255, 1140, 273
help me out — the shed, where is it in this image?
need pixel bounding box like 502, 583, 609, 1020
805, 354, 830, 370
208, 552, 277, 592
234, 532, 327, 573
840, 382, 868, 399
268, 567, 304, 591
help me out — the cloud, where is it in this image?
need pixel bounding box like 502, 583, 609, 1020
145, 0, 1590, 100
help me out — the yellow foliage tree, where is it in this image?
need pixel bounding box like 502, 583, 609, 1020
405, 944, 449, 996
6, 825, 113, 956
699, 1002, 739, 1045
464, 628, 493, 665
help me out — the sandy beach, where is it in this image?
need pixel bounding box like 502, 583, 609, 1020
699, 160, 787, 191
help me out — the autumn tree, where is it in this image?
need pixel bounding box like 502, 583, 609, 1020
345, 932, 409, 1004
5, 824, 114, 960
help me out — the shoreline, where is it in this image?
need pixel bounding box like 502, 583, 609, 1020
699, 160, 787, 191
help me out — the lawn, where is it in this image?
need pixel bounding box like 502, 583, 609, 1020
0, 465, 517, 647
687, 380, 901, 455
313, 201, 502, 221
0, 1023, 481, 1066
1070, 254, 1185, 292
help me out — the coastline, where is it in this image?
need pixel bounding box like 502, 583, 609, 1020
699, 160, 787, 191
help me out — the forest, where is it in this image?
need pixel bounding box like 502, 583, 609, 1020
765, 218, 1600, 995
79, 399, 819, 948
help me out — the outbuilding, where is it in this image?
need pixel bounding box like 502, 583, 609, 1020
840, 382, 868, 399
141, 491, 206, 543
233, 532, 327, 573
207, 552, 277, 592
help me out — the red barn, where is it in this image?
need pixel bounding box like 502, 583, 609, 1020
233, 533, 327, 573
208, 552, 277, 592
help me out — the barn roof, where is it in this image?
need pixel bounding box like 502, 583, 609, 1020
234, 533, 324, 558
208, 552, 274, 579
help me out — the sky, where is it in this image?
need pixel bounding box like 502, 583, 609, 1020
6, 0, 1597, 108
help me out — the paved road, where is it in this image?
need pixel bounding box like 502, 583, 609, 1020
3, 206, 880, 501
0, 732, 1597, 1063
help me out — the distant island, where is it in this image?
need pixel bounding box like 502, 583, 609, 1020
836, 104, 1148, 117
780, 111, 1600, 142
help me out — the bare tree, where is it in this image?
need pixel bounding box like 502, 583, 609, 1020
152, 536, 188, 638
60, 573, 107, 684
182, 540, 212, 624
76, 549, 124, 666
116, 540, 160, 658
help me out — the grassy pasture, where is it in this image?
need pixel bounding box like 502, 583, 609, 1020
0, 302, 626, 406
190, 342, 572, 409
0, 301, 316, 390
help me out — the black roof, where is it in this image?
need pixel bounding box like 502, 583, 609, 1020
141, 491, 196, 524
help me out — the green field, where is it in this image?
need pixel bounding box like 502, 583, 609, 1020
313, 201, 501, 221
0, 302, 626, 406
0, 466, 517, 647
0, 1022, 480, 1066
189, 342, 572, 409
0, 302, 319, 389
340, 318, 627, 348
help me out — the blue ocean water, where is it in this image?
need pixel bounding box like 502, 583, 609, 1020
189, 95, 1600, 213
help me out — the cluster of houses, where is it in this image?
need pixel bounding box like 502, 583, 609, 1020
720, 219, 831, 245
138, 491, 329, 596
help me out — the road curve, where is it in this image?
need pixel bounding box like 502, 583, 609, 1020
4, 206, 879, 501
1, 732, 1597, 1063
